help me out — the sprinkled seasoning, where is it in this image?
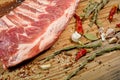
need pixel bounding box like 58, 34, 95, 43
43, 41, 102, 62
65, 44, 120, 80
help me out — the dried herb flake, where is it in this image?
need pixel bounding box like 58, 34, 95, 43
84, 33, 98, 41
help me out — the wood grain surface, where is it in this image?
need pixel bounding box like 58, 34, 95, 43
0, 0, 120, 80
0, 0, 21, 17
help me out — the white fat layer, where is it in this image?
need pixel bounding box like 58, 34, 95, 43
10, 11, 30, 25
38, 0, 50, 5
8, 0, 80, 65
0, 0, 56, 32
23, 1, 47, 14
14, 35, 41, 60
16, 7, 39, 21
21, 32, 28, 37
39, 1, 79, 51
1, 16, 16, 27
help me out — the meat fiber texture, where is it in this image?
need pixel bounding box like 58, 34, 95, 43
0, 0, 80, 69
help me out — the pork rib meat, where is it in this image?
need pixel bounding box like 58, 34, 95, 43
0, 0, 80, 69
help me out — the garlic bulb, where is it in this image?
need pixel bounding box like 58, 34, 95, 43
71, 31, 81, 42
106, 28, 115, 38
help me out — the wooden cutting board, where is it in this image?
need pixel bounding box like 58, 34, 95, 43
0, 0, 120, 80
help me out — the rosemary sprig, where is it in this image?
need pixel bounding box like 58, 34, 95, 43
84, 2, 99, 19
88, 44, 120, 61
43, 41, 102, 62
65, 44, 120, 80
65, 60, 88, 80
83, 0, 93, 12
81, 1, 99, 19
89, 7, 98, 27
87, 44, 120, 62
89, 0, 109, 27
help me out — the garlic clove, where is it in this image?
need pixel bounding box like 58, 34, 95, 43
115, 32, 120, 39
99, 27, 104, 33
98, 27, 106, 41
101, 33, 106, 41
109, 37, 118, 44
106, 28, 115, 38
40, 64, 51, 70
71, 31, 81, 42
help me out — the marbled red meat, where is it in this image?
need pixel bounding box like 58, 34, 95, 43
0, 0, 80, 69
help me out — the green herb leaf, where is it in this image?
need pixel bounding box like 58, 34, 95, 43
84, 33, 98, 41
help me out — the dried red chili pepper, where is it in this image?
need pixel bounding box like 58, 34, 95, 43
116, 23, 120, 28
75, 49, 87, 61
74, 14, 84, 34
108, 5, 118, 22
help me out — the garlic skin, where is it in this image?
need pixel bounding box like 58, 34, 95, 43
99, 27, 106, 41
115, 32, 120, 39
106, 28, 115, 38
99, 27, 104, 33
101, 33, 106, 41
109, 37, 118, 44
71, 31, 81, 42
40, 64, 51, 70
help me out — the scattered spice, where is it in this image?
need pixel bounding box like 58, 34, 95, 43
98, 61, 102, 64
43, 41, 102, 62
74, 14, 84, 34
84, 33, 98, 41
116, 23, 120, 28
64, 63, 73, 69
108, 4, 118, 22
40, 64, 51, 70
64, 52, 72, 56
66, 1, 119, 80
75, 49, 87, 61
65, 44, 120, 80
17, 71, 27, 78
